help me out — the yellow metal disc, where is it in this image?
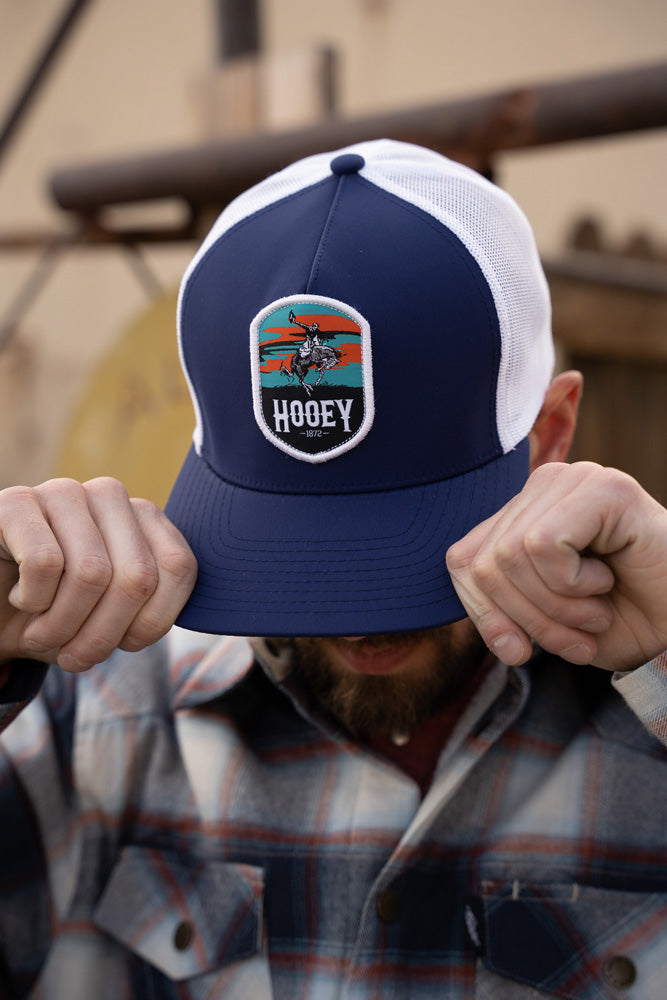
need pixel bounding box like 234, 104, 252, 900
56, 291, 194, 508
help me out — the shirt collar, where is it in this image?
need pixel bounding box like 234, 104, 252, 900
168, 630, 296, 711
248, 637, 295, 682
168, 627, 534, 745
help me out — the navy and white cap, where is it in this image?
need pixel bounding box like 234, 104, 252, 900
165, 139, 554, 637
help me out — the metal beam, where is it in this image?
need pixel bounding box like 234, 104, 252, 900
49, 61, 667, 215
0, 0, 96, 164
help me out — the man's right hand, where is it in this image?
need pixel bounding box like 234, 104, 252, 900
0, 478, 198, 673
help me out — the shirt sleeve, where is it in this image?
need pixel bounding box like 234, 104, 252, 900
613, 651, 667, 746
0, 660, 49, 730
0, 661, 77, 992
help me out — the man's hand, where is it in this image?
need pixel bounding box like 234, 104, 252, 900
0, 478, 198, 672
446, 462, 667, 672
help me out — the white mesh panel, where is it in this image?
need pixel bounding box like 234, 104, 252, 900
358, 141, 554, 452
179, 139, 553, 454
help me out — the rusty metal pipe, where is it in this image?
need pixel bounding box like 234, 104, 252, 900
49, 61, 667, 214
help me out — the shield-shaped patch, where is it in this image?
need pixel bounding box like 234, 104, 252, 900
250, 294, 374, 463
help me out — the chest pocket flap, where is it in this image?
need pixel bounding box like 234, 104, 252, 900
94, 846, 264, 981
473, 880, 667, 999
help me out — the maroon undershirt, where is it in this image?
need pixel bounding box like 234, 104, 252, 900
363, 661, 492, 797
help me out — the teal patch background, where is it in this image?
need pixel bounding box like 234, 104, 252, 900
257, 302, 363, 390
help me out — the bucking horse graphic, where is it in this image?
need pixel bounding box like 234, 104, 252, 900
280, 310, 342, 395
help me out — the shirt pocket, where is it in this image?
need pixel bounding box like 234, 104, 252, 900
93, 846, 265, 983
470, 880, 667, 999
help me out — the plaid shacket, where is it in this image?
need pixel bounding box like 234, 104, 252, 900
1, 630, 667, 999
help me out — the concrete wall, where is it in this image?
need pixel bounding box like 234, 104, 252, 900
0, 0, 665, 490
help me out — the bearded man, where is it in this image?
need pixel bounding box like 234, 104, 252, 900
1, 141, 666, 999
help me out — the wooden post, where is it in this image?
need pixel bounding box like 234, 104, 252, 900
193, 46, 337, 141
547, 250, 667, 505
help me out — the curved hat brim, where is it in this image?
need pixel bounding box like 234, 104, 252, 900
165, 438, 530, 638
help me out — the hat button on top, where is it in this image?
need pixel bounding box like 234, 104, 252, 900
330, 152, 365, 175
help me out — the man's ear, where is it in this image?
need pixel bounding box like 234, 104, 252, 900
528, 370, 583, 471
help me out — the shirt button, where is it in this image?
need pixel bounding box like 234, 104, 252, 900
603, 955, 637, 989
376, 886, 401, 924
173, 920, 194, 951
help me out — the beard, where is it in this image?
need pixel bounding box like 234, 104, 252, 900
290, 622, 488, 739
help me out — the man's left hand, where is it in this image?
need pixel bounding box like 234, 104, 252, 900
446, 462, 667, 672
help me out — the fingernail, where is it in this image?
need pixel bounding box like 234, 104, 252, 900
581, 617, 611, 634
491, 633, 528, 665
560, 643, 593, 666
120, 636, 144, 652
57, 653, 89, 672
24, 637, 49, 653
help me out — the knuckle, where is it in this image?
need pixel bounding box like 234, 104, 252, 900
445, 540, 469, 573
26, 612, 77, 652
75, 553, 113, 590
523, 526, 553, 561
64, 635, 115, 667
32, 624, 73, 651
578, 462, 638, 500
116, 559, 159, 603
0, 484, 35, 510
27, 542, 65, 578
470, 551, 497, 589
606, 468, 641, 502
161, 545, 198, 587
547, 570, 582, 598
493, 536, 524, 573
130, 498, 197, 586
124, 610, 170, 648
529, 463, 564, 487
472, 604, 504, 638
129, 496, 159, 517
36, 477, 87, 505
83, 476, 130, 504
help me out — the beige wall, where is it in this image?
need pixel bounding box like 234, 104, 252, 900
263, 0, 667, 253
0, 0, 665, 488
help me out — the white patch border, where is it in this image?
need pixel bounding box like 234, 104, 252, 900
250, 294, 374, 463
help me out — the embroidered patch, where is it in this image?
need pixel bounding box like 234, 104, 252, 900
250, 295, 374, 463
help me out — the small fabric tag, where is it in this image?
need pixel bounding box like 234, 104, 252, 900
463, 896, 486, 956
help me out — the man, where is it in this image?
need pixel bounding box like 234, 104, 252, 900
279, 308, 341, 394
0, 140, 666, 999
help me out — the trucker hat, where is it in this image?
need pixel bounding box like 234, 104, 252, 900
164, 139, 554, 637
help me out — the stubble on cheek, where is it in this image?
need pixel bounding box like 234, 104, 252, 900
291, 622, 488, 738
